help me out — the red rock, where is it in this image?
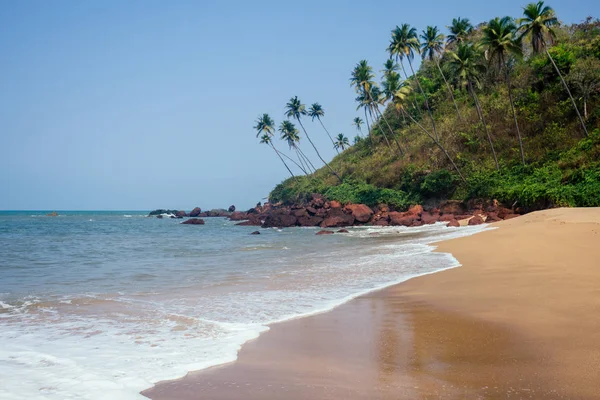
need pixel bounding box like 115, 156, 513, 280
261, 214, 297, 228
330, 200, 342, 209
182, 218, 205, 225
229, 211, 248, 221
439, 200, 467, 215
293, 209, 308, 218
337, 229, 349, 233
446, 219, 460, 227
306, 207, 318, 215
189, 207, 202, 217
485, 212, 502, 222
344, 204, 374, 223
411, 220, 424, 227
373, 219, 389, 226
497, 207, 513, 219
420, 212, 440, 225
316, 230, 334, 235
407, 204, 424, 216
297, 215, 323, 227
468, 215, 485, 225
377, 204, 390, 213
320, 208, 355, 228
439, 214, 456, 222
389, 212, 415, 227
310, 194, 326, 208
175, 210, 188, 218
250, 231, 260, 235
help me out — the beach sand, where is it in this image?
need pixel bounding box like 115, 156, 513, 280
142, 208, 600, 399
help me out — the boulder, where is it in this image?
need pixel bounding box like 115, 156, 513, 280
344, 204, 374, 223
439, 200, 467, 215
320, 208, 355, 228
439, 214, 456, 222
373, 219, 389, 226
156, 215, 163, 219
293, 209, 308, 218
229, 211, 248, 221
189, 207, 202, 217
502, 213, 520, 220
316, 230, 335, 235
337, 229, 350, 233
262, 214, 297, 228
236, 215, 262, 226
389, 212, 416, 227
182, 218, 205, 225
420, 212, 440, 225
175, 210, 187, 218
497, 207, 514, 219
310, 194, 326, 208
329, 200, 342, 209
446, 219, 460, 228
306, 206, 318, 215
485, 212, 502, 222
468, 215, 485, 226
250, 231, 260, 235
297, 215, 323, 227
228, 205, 236, 212
407, 204, 424, 216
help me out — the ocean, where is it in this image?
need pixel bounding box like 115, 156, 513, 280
0, 211, 488, 399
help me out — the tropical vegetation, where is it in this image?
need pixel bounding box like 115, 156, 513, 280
256, 2, 600, 210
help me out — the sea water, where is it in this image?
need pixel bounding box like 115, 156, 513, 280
0, 211, 488, 399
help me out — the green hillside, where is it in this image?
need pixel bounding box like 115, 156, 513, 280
261, 4, 600, 212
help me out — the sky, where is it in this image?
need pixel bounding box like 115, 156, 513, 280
1, 0, 598, 210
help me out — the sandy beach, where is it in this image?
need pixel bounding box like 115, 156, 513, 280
142, 208, 600, 399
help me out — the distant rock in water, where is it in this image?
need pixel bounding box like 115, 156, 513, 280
156, 215, 163, 219
250, 231, 260, 235
316, 230, 334, 235
189, 207, 202, 217
181, 218, 205, 225
46, 211, 58, 217
337, 229, 349, 233
228, 205, 236, 212
149, 209, 184, 217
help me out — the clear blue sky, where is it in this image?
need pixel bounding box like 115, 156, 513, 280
1, 0, 597, 210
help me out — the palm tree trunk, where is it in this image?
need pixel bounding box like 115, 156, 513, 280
297, 119, 343, 183
364, 107, 374, 149
544, 47, 589, 136
318, 119, 338, 154
292, 147, 309, 175
408, 57, 440, 142
402, 109, 466, 183
374, 106, 404, 155
370, 105, 392, 150
505, 67, 525, 166
469, 81, 499, 170
435, 58, 462, 121
399, 60, 422, 115
297, 146, 317, 173
270, 143, 295, 178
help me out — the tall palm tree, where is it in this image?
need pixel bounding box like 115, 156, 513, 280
447, 17, 473, 45
285, 96, 342, 182
389, 24, 440, 142
353, 117, 364, 134
334, 134, 350, 151
381, 59, 399, 78
449, 43, 499, 170
420, 25, 462, 121
279, 120, 316, 175
308, 103, 338, 154
350, 60, 394, 151
254, 114, 295, 178
482, 16, 526, 165
518, 1, 588, 136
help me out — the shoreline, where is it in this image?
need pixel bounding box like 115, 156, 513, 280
142, 208, 600, 399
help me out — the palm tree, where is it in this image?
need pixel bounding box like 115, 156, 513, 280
353, 117, 364, 134
254, 114, 295, 178
353, 135, 362, 145
308, 103, 338, 154
482, 16, 526, 165
420, 25, 462, 121
388, 24, 440, 142
381, 59, 399, 78
518, 1, 588, 136
449, 43, 499, 170
285, 96, 342, 182
279, 120, 315, 175
447, 17, 473, 45
334, 134, 350, 151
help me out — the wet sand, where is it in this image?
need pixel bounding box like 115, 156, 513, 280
143, 208, 600, 399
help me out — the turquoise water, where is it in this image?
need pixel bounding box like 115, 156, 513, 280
0, 211, 488, 400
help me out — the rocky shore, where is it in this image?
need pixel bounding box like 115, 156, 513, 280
150, 194, 521, 229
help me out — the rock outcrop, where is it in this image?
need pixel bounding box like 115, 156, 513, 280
181, 218, 205, 225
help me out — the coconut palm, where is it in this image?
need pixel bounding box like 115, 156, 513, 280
447, 17, 473, 45
309, 103, 338, 154
285, 96, 342, 182
382, 59, 399, 78
254, 114, 295, 178
518, 1, 588, 136
449, 43, 499, 170
420, 25, 462, 121
334, 134, 350, 151
482, 16, 526, 165
388, 24, 440, 142
353, 135, 362, 145
279, 120, 316, 175
353, 117, 364, 134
